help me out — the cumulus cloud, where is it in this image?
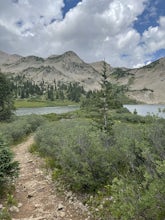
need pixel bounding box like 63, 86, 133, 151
142, 16, 165, 53
0, 0, 164, 68
0, 0, 64, 34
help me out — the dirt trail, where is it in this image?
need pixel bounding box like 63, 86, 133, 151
11, 136, 92, 220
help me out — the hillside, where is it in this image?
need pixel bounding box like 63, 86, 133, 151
0, 50, 21, 65
127, 58, 165, 104
0, 51, 100, 91
0, 50, 165, 104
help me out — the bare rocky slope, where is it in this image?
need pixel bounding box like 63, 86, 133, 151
0, 50, 165, 104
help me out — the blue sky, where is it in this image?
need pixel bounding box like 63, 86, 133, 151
62, 0, 82, 17
0, 0, 164, 68
134, 0, 164, 33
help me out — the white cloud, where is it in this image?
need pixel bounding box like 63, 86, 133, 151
0, 0, 164, 68
0, 0, 64, 35
46, 0, 148, 66
142, 16, 165, 53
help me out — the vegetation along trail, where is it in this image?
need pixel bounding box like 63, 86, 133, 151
12, 135, 92, 220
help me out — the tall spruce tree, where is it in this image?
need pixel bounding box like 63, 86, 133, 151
81, 61, 122, 134
96, 61, 114, 134
0, 72, 15, 121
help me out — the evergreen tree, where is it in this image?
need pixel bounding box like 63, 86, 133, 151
0, 136, 19, 194
67, 82, 85, 102
96, 61, 114, 133
81, 61, 122, 134
47, 85, 54, 101
0, 72, 15, 121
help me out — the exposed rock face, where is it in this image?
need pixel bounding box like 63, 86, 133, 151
0, 50, 21, 65
0, 50, 165, 103
91, 58, 165, 104
0, 50, 101, 91
127, 58, 165, 104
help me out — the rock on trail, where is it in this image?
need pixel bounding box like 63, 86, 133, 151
12, 136, 92, 220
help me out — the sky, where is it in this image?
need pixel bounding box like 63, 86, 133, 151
0, 0, 164, 68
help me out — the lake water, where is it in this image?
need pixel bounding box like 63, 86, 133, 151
15, 105, 165, 118
124, 104, 165, 118
15, 106, 79, 116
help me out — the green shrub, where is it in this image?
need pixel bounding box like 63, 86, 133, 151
34, 118, 165, 219
88, 120, 165, 219
0, 208, 11, 220
0, 136, 19, 196
107, 160, 165, 220
6, 193, 17, 206
35, 120, 115, 192
28, 143, 39, 154
112, 112, 154, 124
0, 115, 45, 144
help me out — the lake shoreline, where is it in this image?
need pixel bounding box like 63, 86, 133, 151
15, 106, 80, 116
124, 104, 165, 118
15, 104, 165, 119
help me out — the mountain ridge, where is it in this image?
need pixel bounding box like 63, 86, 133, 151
0, 50, 164, 104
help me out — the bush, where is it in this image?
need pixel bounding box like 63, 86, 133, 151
0, 136, 19, 196
35, 120, 114, 192
112, 112, 154, 124
0, 208, 11, 220
34, 118, 165, 219
88, 120, 165, 219
0, 115, 46, 144
107, 160, 165, 220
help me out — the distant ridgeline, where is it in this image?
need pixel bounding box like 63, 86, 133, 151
0, 50, 165, 104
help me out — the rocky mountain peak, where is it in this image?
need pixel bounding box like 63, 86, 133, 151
0, 50, 22, 65
0, 49, 164, 103
47, 50, 84, 65
19, 55, 44, 63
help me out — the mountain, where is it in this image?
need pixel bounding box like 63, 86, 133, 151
126, 58, 165, 104
0, 50, 21, 65
0, 50, 164, 104
91, 58, 165, 104
0, 51, 101, 90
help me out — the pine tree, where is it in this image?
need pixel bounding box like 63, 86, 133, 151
0, 72, 15, 121
96, 61, 114, 134
81, 61, 122, 134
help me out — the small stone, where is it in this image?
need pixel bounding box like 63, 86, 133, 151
57, 203, 64, 211
66, 191, 72, 199
34, 204, 40, 208
18, 203, 23, 208
58, 211, 66, 217
68, 196, 74, 202
9, 206, 19, 212
27, 194, 33, 198
0, 204, 3, 209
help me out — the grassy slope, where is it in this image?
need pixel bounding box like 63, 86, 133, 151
14, 99, 78, 108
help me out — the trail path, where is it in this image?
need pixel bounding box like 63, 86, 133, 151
11, 136, 92, 220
